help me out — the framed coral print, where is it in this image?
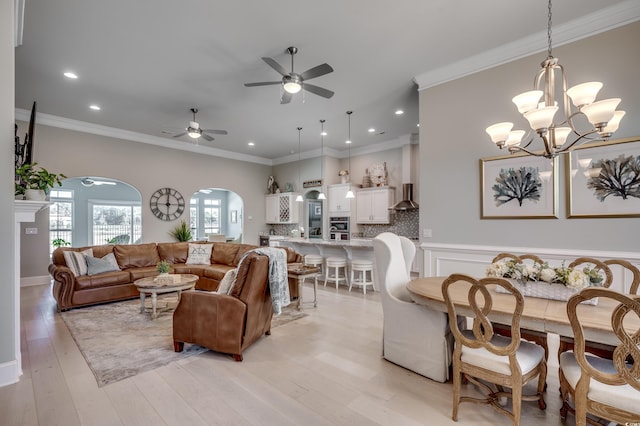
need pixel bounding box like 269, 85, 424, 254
566, 136, 640, 218
480, 153, 558, 219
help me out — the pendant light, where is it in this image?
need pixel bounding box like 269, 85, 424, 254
318, 119, 326, 200
345, 111, 355, 199
295, 127, 304, 202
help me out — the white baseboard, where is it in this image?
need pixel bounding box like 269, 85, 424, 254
0, 360, 21, 388
20, 275, 50, 287
419, 242, 640, 293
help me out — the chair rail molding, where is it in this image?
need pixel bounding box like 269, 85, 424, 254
419, 242, 640, 294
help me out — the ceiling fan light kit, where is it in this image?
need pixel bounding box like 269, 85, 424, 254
245, 46, 334, 104
173, 107, 228, 142
485, 0, 624, 159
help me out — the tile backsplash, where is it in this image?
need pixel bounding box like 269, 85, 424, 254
360, 209, 419, 239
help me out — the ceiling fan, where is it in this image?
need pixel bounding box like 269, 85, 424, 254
244, 46, 334, 104
173, 108, 228, 142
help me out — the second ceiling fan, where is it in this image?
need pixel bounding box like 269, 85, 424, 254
244, 46, 334, 104
173, 108, 228, 142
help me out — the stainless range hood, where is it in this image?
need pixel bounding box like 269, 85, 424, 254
390, 183, 419, 211
390, 143, 419, 211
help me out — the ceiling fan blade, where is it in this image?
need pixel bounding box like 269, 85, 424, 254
244, 81, 281, 87
202, 129, 228, 135
173, 132, 187, 138
303, 83, 335, 99
201, 133, 214, 142
262, 57, 288, 76
280, 91, 292, 104
299, 63, 334, 81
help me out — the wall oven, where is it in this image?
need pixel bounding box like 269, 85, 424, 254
329, 216, 350, 241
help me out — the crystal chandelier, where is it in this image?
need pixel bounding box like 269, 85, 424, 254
485, 0, 624, 159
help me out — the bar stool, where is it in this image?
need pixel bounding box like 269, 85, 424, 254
349, 259, 375, 294
303, 254, 324, 287
324, 256, 348, 289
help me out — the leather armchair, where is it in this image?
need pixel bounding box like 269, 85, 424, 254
173, 252, 273, 361
373, 232, 455, 382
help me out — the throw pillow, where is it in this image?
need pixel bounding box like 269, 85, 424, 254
86, 253, 121, 275
186, 243, 213, 265
63, 248, 93, 276
216, 269, 237, 295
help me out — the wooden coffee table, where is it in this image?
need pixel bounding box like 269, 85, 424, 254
134, 274, 198, 319
288, 264, 321, 310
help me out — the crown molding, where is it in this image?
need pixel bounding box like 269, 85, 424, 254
414, 0, 640, 91
14, 109, 273, 166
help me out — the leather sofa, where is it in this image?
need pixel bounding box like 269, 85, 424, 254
49, 241, 302, 311
173, 251, 272, 361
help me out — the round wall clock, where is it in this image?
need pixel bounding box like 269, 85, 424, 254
150, 187, 185, 221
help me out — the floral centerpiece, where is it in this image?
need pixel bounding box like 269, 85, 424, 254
486, 259, 603, 304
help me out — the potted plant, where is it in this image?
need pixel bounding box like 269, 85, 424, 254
52, 238, 71, 248
169, 219, 192, 242
156, 260, 172, 275
15, 162, 66, 200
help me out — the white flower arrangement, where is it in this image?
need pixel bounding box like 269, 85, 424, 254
486, 259, 603, 291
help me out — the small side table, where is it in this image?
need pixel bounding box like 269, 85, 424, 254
288, 264, 321, 310
134, 274, 198, 319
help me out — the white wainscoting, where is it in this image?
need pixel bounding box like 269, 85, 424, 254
419, 242, 640, 294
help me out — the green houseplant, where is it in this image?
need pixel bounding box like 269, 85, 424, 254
156, 260, 172, 274
15, 162, 66, 200
169, 219, 192, 242
52, 238, 71, 248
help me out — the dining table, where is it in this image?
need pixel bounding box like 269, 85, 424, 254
407, 276, 640, 348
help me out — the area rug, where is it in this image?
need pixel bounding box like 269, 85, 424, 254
60, 296, 308, 387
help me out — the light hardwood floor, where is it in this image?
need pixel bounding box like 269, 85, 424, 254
0, 282, 580, 426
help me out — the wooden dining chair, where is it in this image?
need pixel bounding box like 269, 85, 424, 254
557, 258, 616, 359
559, 287, 640, 426
442, 273, 547, 426
491, 253, 550, 361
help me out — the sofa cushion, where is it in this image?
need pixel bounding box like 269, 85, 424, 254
282, 246, 300, 263
230, 252, 260, 298
157, 242, 189, 263
212, 243, 241, 266
232, 244, 258, 266
186, 243, 213, 265
63, 248, 93, 276
172, 264, 207, 276
114, 243, 159, 268
75, 270, 131, 290
86, 253, 120, 275
127, 266, 160, 281
202, 264, 234, 281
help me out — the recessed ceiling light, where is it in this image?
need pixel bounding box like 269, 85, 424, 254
395, 110, 404, 115
248, 141, 255, 146
63, 72, 78, 79
89, 104, 101, 111
368, 128, 375, 133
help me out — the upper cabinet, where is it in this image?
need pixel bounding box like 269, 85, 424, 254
327, 184, 353, 214
355, 187, 395, 224
265, 193, 300, 224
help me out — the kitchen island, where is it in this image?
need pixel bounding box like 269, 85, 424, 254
270, 237, 377, 290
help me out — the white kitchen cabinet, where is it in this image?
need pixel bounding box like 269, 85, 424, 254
355, 187, 395, 224
265, 193, 300, 224
328, 184, 353, 214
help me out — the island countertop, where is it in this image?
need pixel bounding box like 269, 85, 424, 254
269, 236, 374, 247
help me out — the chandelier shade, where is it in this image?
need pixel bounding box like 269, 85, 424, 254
296, 127, 303, 202
345, 111, 355, 199
485, 0, 624, 159
318, 119, 326, 200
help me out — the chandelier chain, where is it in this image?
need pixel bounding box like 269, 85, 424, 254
547, 0, 553, 58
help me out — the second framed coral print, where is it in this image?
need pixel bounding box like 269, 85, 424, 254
566, 137, 640, 218
480, 154, 558, 219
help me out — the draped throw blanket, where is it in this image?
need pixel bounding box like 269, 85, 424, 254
238, 247, 290, 314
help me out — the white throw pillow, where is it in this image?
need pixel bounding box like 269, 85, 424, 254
63, 248, 94, 276
185, 243, 213, 265
216, 269, 237, 294
86, 253, 121, 275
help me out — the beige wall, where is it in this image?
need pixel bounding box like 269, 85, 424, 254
1, 0, 17, 369
419, 22, 640, 251
17, 123, 273, 278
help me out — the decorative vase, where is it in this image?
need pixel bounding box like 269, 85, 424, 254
24, 189, 47, 201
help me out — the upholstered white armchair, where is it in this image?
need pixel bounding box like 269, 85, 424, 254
373, 232, 454, 382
